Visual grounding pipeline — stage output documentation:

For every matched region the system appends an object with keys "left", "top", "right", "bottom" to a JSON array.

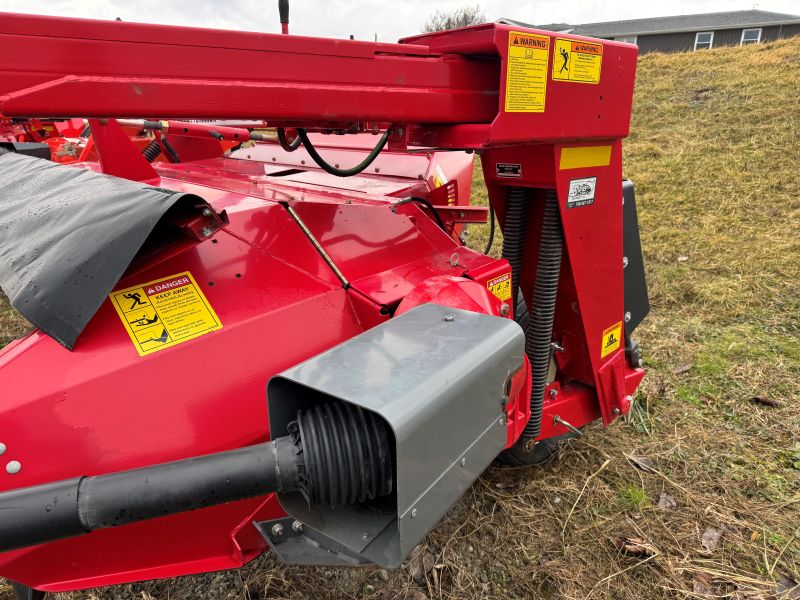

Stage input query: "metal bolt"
[
  {"left": 362, "top": 531, "right": 369, "bottom": 540},
  {"left": 498, "top": 415, "right": 506, "bottom": 427},
  {"left": 0, "top": 443, "right": 5, "bottom": 457},
  {"left": 443, "top": 314, "right": 455, "bottom": 322},
  {"left": 549, "top": 388, "right": 558, "bottom": 399},
  {"left": 411, "top": 508, "right": 418, "bottom": 518},
  {"left": 460, "top": 457, "right": 466, "bottom": 467},
  {"left": 450, "top": 252, "right": 460, "bottom": 267},
  {"left": 291, "top": 520, "right": 304, "bottom": 532},
  {"left": 499, "top": 303, "right": 510, "bottom": 317},
  {"left": 612, "top": 408, "right": 621, "bottom": 416},
  {"left": 6, "top": 461, "right": 21, "bottom": 475},
  {"left": 624, "top": 311, "right": 632, "bottom": 323},
  {"left": 623, "top": 256, "right": 629, "bottom": 268},
  {"left": 200, "top": 227, "right": 213, "bottom": 238},
  {"left": 637, "top": 358, "right": 644, "bottom": 368},
  {"left": 202, "top": 208, "right": 214, "bottom": 217},
  {"left": 271, "top": 523, "right": 284, "bottom": 537},
  {"left": 551, "top": 341, "right": 564, "bottom": 353},
  {"left": 500, "top": 395, "right": 509, "bottom": 407}
]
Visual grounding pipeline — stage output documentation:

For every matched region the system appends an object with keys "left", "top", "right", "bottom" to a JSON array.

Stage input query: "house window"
[
  {"left": 741, "top": 28, "right": 761, "bottom": 45},
  {"left": 694, "top": 31, "right": 714, "bottom": 50},
  {"left": 615, "top": 36, "right": 638, "bottom": 45}
]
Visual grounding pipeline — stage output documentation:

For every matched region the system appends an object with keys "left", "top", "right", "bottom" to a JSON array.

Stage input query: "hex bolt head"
[
  {"left": 291, "top": 520, "right": 304, "bottom": 533},
  {"left": 411, "top": 508, "right": 418, "bottom": 518},
  {"left": 0, "top": 443, "right": 5, "bottom": 456},
  {"left": 624, "top": 311, "right": 632, "bottom": 323},
  {"left": 6, "top": 461, "right": 21, "bottom": 475},
  {"left": 271, "top": 523, "right": 284, "bottom": 537}
]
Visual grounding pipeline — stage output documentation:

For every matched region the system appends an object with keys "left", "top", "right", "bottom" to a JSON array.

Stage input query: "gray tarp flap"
[{"left": 0, "top": 152, "right": 214, "bottom": 350}]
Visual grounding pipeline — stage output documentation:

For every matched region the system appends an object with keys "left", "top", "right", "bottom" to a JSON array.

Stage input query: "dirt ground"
[{"left": 1, "top": 38, "right": 798, "bottom": 600}]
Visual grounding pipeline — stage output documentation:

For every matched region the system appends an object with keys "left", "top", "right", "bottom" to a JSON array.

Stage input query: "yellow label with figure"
[
  {"left": 110, "top": 271, "right": 222, "bottom": 356},
  {"left": 552, "top": 38, "right": 603, "bottom": 84},
  {"left": 505, "top": 31, "right": 550, "bottom": 113},
  {"left": 600, "top": 321, "right": 623, "bottom": 358},
  {"left": 487, "top": 273, "right": 512, "bottom": 302}
]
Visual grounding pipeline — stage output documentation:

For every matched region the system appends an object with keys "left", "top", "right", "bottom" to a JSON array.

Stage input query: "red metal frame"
[{"left": 0, "top": 13, "right": 643, "bottom": 592}]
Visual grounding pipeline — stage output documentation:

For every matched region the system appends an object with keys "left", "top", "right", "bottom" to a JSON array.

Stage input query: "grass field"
[{"left": 1, "top": 37, "right": 799, "bottom": 599}]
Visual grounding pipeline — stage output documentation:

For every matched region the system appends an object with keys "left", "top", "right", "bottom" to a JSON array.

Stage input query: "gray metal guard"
[{"left": 267, "top": 303, "right": 525, "bottom": 567}]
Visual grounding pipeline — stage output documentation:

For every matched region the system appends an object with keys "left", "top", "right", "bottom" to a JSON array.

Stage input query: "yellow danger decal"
[
  {"left": 487, "top": 273, "right": 512, "bottom": 302},
  {"left": 110, "top": 272, "right": 222, "bottom": 356},
  {"left": 505, "top": 31, "right": 550, "bottom": 113},
  {"left": 600, "top": 321, "right": 623, "bottom": 358},
  {"left": 552, "top": 38, "right": 603, "bottom": 84}
]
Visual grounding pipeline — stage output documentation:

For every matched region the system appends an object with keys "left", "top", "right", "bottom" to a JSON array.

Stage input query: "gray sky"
[{"left": 0, "top": 0, "right": 797, "bottom": 41}]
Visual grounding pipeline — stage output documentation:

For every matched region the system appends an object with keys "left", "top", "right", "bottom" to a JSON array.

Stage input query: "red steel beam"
[{"left": 0, "top": 13, "right": 498, "bottom": 123}]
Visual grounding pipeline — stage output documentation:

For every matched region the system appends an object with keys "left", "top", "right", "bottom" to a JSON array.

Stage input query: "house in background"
[{"left": 499, "top": 10, "right": 800, "bottom": 54}]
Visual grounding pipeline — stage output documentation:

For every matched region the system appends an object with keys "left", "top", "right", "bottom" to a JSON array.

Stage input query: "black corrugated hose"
[
  {"left": 522, "top": 189, "right": 563, "bottom": 440},
  {"left": 141, "top": 139, "right": 161, "bottom": 163}
]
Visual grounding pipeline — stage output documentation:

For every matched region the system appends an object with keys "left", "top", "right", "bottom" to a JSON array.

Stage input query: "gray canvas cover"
[{"left": 0, "top": 152, "right": 214, "bottom": 349}]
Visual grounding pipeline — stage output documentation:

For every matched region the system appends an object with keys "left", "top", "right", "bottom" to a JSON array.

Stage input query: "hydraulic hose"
[
  {"left": 522, "top": 189, "right": 563, "bottom": 440},
  {"left": 0, "top": 403, "right": 392, "bottom": 553},
  {"left": 277, "top": 128, "right": 301, "bottom": 152},
  {"left": 483, "top": 203, "right": 496, "bottom": 256},
  {"left": 393, "top": 196, "right": 447, "bottom": 233},
  {"left": 500, "top": 187, "right": 529, "bottom": 313},
  {"left": 296, "top": 128, "right": 390, "bottom": 177}
]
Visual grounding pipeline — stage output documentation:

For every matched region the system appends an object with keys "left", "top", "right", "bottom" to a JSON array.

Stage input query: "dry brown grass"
[{"left": 1, "top": 37, "right": 799, "bottom": 600}]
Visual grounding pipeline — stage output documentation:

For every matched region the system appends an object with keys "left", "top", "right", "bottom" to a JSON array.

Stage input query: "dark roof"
[{"left": 498, "top": 10, "right": 800, "bottom": 38}]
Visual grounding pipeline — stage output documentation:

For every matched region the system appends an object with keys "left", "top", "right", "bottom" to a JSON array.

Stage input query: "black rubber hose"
[
  {"left": 141, "top": 139, "right": 161, "bottom": 163},
  {"left": 522, "top": 189, "right": 564, "bottom": 440},
  {"left": 0, "top": 403, "right": 393, "bottom": 553},
  {"left": 500, "top": 187, "right": 529, "bottom": 313},
  {"left": 277, "top": 128, "right": 301, "bottom": 152},
  {"left": 296, "top": 128, "right": 390, "bottom": 177},
  {"left": 483, "top": 203, "right": 496, "bottom": 256},
  {"left": 393, "top": 196, "right": 447, "bottom": 233}
]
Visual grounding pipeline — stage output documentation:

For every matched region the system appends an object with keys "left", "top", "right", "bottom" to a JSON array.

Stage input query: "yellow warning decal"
[
  {"left": 559, "top": 145, "right": 612, "bottom": 170},
  {"left": 505, "top": 31, "right": 550, "bottom": 113},
  {"left": 110, "top": 271, "right": 222, "bottom": 356},
  {"left": 552, "top": 38, "right": 603, "bottom": 84},
  {"left": 487, "top": 273, "right": 512, "bottom": 302},
  {"left": 600, "top": 321, "right": 623, "bottom": 358}
]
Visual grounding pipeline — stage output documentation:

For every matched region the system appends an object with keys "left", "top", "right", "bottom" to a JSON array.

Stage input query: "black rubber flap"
[{"left": 0, "top": 153, "right": 214, "bottom": 350}]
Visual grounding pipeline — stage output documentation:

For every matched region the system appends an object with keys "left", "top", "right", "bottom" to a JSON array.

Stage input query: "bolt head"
[
  {"left": 460, "top": 457, "right": 466, "bottom": 467},
  {"left": 443, "top": 314, "right": 455, "bottom": 322},
  {"left": 0, "top": 443, "right": 5, "bottom": 456},
  {"left": 411, "top": 508, "right": 418, "bottom": 518},
  {"left": 549, "top": 388, "right": 558, "bottom": 398},
  {"left": 623, "top": 256, "right": 629, "bottom": 268},
  {"left": 624, "top": 311, "right": 632, "bottom": 323},
  {"left": 271, "top": 523, "right": 284, "bottom": 537},
  {"left": 499, "top": 303, "right": 510, "bottom": 317},
  {"left": 612, "top": 408, "right": 621, "bottom": 416},
  {"left": 450, "top": 252, "right": 460, "bottom": 267},
  {"left": 6, "top": 461, "right": 21, "bottom": 475},
  {"left": 291, "top": 520, "right": 304, "bottom": 532}
]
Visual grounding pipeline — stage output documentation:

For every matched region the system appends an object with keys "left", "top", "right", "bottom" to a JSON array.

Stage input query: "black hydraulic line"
[
  {"left": 522, "top": 189, "right": 563, "bottom": 441},
  {"left": 295, "top": 128, "right": 390, "bottom": 177},
  {"left": 483, "top": 203, "right": 495, "bottom": 256},
  {"left": 141, "top": 139, "right": 161, "bottom": 163},
  {"left": 277, "top": 128, "right": 301, "bottom": 152},
  {"left": 0, "top": 403, "right": 393, "bottom": 553},
  {"left": 500, "top": 187, "right": 529, "bottom": 313},
  {"left": 160, "top": 137, "right": 181, "bottom": 163},
  {"left": 80, "top": 125, "right": 91, "bottom": 138},
  {"left": 393, "top": 196, "right": 447, "bottom": 233}
]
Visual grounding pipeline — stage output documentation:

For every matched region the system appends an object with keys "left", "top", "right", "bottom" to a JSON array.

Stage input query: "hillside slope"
[{"left": 1, "top": 36, "right": 799, "bottom": 600}]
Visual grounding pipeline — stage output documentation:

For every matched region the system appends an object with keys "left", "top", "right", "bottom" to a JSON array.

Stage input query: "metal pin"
[{"left": 553, "top": 416, "right": 583, "bottom": 437}]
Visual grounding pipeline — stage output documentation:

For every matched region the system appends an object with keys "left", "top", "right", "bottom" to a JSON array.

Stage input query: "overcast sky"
[{"left": 1, "top": 0, "right": 797, "bottom": 41}]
